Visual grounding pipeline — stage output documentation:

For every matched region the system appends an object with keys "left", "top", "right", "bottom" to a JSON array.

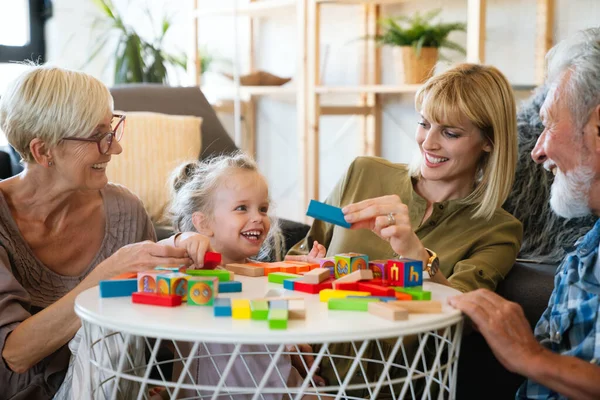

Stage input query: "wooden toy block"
[
  {"left": 137, "top": 270, "right": 162, "bottom": 293},
  {"left": 250, "top": 300, "right": 269, "bottom": 320},
  {"left": 368, "top": 260, "right": 388, "bottom": 281},
  {"left": 332, "top": 281, "right": 359, "bottom": 291},
  {"left": 288, "top": 299, "right": 306, "bottom": 320},
  {"left": 268, "top": 308, "right": 288, "bottom": 330},
  {"left": 99, "top": 279, "right": 138, "bottom": 298},
  {"left": 132, "top": 292, "right": 182, "bottom": 307},
  {"left": 328, "top": 297, "right": 380, "bottom": 311},
  {"left": 334, "top": 253, "right": 369, "bottom": 279},
  {"left": 394, "top": 286, "right": 431, "bottom": 300},
  {"left": 187, "top": 276, "right": 218, "bottom": 306},
  {"left": 268, "top": 272, "right": 301, "bottom": 284},
  {"left": 157, "top": 273, "right": 189, "bottom": 300},
  {"left": 283, "top": 278, "right": 299, "bottom": 290},
  {"left": 303, "top": 268, "right": 330, "bottom": 284},
  {"left": 319, "top": 258, "right": 336, "bottom": 276},
  {"left": 388, "top": 300, "right": 442, "bottom": 313},
  {"left": 203, "top": 251, "right": 222, "bottom": 269},
  {"left": 111, "top": 271, "right": 138, "bottom": 280},
  {"left": 186, "top": 269, "right": 232, "bottom": 282},
  {"left": 282, "top": 261, "right": 319, "bottom": 273},
  {"left": 306, "top": 199, "right": 351, "bottom": 228},
  {"left": 269, "top": 299, "right": 288, "bottom": 309},
  {"left": 348, "top": 295, "right": 398, "bottom": 302},
  {"left": 232, "top": 299, "right": 251, "bottom": 319},
  {"left": 155, "top": 264, "right": 186, "bottom": 273},
  {"left": 214, "top": 298, "right": 232, "bottom": 317},
  {"left": 332, "top": 269, "right": 374, "bottom": 289},
  {"left": 394, "top": 291, "right": 413, "bottom": 301},
  {"left": 386, "top": 259, "right": 423, "bottom": 287},
  {"left": 357, "top": 282, "right": 396, "bottom": 297},
  {"left": 294, "top": 278, "right": 334, "bottom": 294},
  {"left": 368, "top": 302, "right": 409, "bottom": 321},
  {"left": 319, "top": 289, "right": 371, "bottom": 302},
  {"left": 263, "top": 265, "right": 282, "bottom": 276},
  {"left": 225, "top": 263, "right": 264, "bottom": 277},
  {"left": 218, "top": 281, "right": 242, "bottom": 293},
  {"left": 269, "top": 262, "right": 300, "bottom": 274}
]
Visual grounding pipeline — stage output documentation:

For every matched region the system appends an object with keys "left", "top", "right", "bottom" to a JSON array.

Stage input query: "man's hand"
[
  {"left": 286, "top": 344, "right": 326, "bottom": 387},
  {"left": 448, "top": 289, "right": 546, "bottom": 376}
]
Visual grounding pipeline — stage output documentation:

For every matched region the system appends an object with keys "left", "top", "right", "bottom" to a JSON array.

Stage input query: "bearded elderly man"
[{"left": 449, "top": 28, "right": 600, "bottom": 400}]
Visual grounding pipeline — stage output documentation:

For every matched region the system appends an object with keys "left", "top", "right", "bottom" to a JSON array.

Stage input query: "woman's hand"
[
  {"left": 342, "top": 195, "right": 427, "bottom": 261},
  {"left": 96, "top": 241, "right": 192, "bottom": 280},
  {"left": 175, "top": 232, "right": 213, "bottom": 268},
  {"left": 285, "top": 240, "right": 326, "bottom": 264}
]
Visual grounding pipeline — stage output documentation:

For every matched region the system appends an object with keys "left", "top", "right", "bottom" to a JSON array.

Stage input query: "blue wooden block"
[
  {"left": 269, "top": 299, "right": 289, "bottom": 309},
  {"left": 306, "top": 200, "right": 351, "bottom": 228},
  {"left": 283, "top": 278, "right": 299, "bottom": 290},
  {"left": 219, "top": 281, "right": 242, "bottom": 293},
  {"left": 99, "top": 279, "right": 137, "bottom": 298},
  {"left": 347, "top": 295, "right": 397, "bottom": 302},
  {"left": 214, "top": 298, "right": 232, "bottom": 317}
]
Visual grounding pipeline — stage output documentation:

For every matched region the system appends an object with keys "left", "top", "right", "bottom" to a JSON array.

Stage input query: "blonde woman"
[{"left": 288, "top": 63, "right": 523, "bottom": 395}]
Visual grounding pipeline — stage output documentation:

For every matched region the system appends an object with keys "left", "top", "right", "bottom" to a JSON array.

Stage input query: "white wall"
[{"left": 2, "top": 0, "right": 600, "bottom": 221}]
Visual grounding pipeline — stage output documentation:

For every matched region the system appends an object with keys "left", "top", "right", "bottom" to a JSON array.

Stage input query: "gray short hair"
[
  {"left": 546, "top": 27, "right": 600, "bottom": 129},
  {"left": 0, "top": 65, "right": 113, "bottom": 163}
]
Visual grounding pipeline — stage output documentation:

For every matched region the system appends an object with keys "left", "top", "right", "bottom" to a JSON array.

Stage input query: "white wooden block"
[
  {"left": 303, "top": 268, "right": 330, "bottom": 284},
  {"left": 388, "top": 300, "right": 442, "bottom": 314},
  {"left": 368, "top": 302, "right": 409, "bottom": 321}
]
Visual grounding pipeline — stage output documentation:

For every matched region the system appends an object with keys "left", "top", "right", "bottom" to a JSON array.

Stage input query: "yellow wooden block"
[
  {"left": 232, "top": 299, "right": 251, "bottom": 319},
  {"left": 319, "top": 289, "right": 371, "bottom": 303}
]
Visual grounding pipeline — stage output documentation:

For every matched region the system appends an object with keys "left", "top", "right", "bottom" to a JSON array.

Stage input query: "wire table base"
[{"left": 82, "top": 318, "right": 463, "bottom": 400}]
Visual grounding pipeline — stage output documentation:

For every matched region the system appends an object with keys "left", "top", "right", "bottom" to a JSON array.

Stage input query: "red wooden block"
[
  {"left": 132, "top": 292, "right": 182, "bottom": 307},
  {"left": 204, "top": 252, "right": 222, "bottom": 269},
  {"left": 394, "top": 292, "right": 413, "bottom": 301},
  {"left": 358, "top": 282, "right": 396, "bottom": 297},
  {"left": 332, "top": 281, "right": 359, "bottom": 291},
  {"left": 293, "top": 278, "right": 334, "bottom": 294}
]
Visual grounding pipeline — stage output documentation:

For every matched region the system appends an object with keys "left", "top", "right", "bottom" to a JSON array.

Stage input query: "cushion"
[{"left": 106, "top": 112, "right": 202, "bottom": 221}]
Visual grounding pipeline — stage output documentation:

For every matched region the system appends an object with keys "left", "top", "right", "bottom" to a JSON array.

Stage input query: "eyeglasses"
[{"left": 62, "top": 114, "right": 126, "bottom": 154}]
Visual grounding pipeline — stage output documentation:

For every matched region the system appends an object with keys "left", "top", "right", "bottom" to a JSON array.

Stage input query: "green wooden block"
[
  {"left": 393, "top": 286, "right": 431, "bottom": 300},
  {"left": 251, "top": 300, "right": 269, "bottom": 320},
  {"left": 327, "top": 297, "right": 380, "bottom": 311},
  {"left": 268, "top": 272, "right": 301, "bottom": 284},
  {"left": 268, "top": 309, "right": 288, "bottom": 330},
  {"left": 185, "top": 269, "right": 231, "bottom": 282}
]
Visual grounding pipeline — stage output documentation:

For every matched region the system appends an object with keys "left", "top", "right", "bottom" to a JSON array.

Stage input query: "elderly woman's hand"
[
  {"left": 99, "top": 241, "right": 192, "bottom": 279},
  {"left": 174, "top": 232, "right": 214, "bottom": 268},
  {"left": 342, "top": 195, "right": 427, "bottom": 261}
]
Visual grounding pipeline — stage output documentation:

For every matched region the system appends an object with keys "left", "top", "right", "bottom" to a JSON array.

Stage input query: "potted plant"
[
  {"left": 88, "top": 0, "right": 185, "bottom": 84},
  {"left": 374, "top": 9, "right": 466, "bottom": 84}
]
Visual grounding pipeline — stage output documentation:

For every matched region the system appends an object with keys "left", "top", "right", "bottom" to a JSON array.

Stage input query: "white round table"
[{"left": 75, "top": 276, "right": 463, "bottom": 400}]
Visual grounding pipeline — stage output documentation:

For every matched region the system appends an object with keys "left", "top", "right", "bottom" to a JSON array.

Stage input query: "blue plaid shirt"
[{"left": 517, "top": 220, "right": 600, "bottom": 399}]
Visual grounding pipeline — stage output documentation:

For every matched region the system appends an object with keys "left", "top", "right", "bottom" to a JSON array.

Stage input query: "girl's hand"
[
  {"left": 97, "top": 241, "right": 192, "bottom": 280},
  {"left": 175, "top": 232, "right": 214, "bottom": 268},
  {"left": 285, "top": 240, "right": 326, "bottom": 264},
  {"left": 342, "top": 195, "right": 427, "bottom": 261}
]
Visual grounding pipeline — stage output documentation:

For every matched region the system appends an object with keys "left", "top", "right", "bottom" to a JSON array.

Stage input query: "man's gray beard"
[{"left": 550, "top": 166, "right": 595, "bottom": 219}]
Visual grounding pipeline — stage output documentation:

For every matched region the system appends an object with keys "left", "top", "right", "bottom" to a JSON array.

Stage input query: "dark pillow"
[{"left": 503, "top": 86, "right": 597, "bottom": 263}]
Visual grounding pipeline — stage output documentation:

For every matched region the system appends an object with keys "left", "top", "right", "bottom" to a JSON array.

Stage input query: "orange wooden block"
[
  {"left": 111, "top": 271, "right": 138, "bottom": 280},
  {"left": 394, "top": 292, "right": 413, "bottom": 301},
  {"left": 263, "top": 265, "right": 282, "bottom": 276}
]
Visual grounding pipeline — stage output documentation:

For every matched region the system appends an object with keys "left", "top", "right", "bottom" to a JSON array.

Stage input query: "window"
[{"left": 0, "top": 0, "right": 49, "bottom": 63}]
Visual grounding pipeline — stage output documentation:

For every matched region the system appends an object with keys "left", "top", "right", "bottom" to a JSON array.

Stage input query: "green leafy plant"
[
  {"left": 88, "top": 0, "right": 184, "bottom": 84},
  {"left": 374, "top": 9, "right": 466, "bottom": 57}
]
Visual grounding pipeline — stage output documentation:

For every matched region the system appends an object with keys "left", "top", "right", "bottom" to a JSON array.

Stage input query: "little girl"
[{"left": 166, "top": 152, "right": 320, "bottom": 399}]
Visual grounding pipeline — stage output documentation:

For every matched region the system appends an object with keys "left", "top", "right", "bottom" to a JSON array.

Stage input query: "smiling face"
[
  {"left": 415, "top": 100, "right": 492, "bottom": 195},
  {"left": 52, "top": 113, "right": 123, "bottom": 191},
  {"left": 202, "top": 169, "right": 271, "bottom": 264}
]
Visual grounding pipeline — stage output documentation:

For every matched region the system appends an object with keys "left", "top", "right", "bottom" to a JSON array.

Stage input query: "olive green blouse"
[{"left": 289, "top": 157, "right": 523, "bottom": 293}]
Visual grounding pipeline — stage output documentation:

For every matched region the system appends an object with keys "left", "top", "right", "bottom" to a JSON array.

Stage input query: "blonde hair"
[
  {"left": 0, "top": 65, "right": 113, "bottom": 163},
  {"left": 409, "top": 63, "right": 517, "bottom": 220},
  {"left": 167, "top": 152, "right": 284, "bottom": 261}
]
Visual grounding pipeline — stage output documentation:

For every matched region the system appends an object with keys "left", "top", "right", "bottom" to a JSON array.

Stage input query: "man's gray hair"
[{"left": 546, "top": 27, "right": 600, "bottom": 129}]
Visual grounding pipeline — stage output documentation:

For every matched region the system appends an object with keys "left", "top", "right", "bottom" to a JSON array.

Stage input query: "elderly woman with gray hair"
[{"left": 0, "top": 66, "right": 205, "bottom": 399}]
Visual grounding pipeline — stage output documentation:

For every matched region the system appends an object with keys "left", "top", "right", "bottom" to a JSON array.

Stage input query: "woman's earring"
[{"left": 48, "top": 161, "right": 53, "bottom": 167}]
